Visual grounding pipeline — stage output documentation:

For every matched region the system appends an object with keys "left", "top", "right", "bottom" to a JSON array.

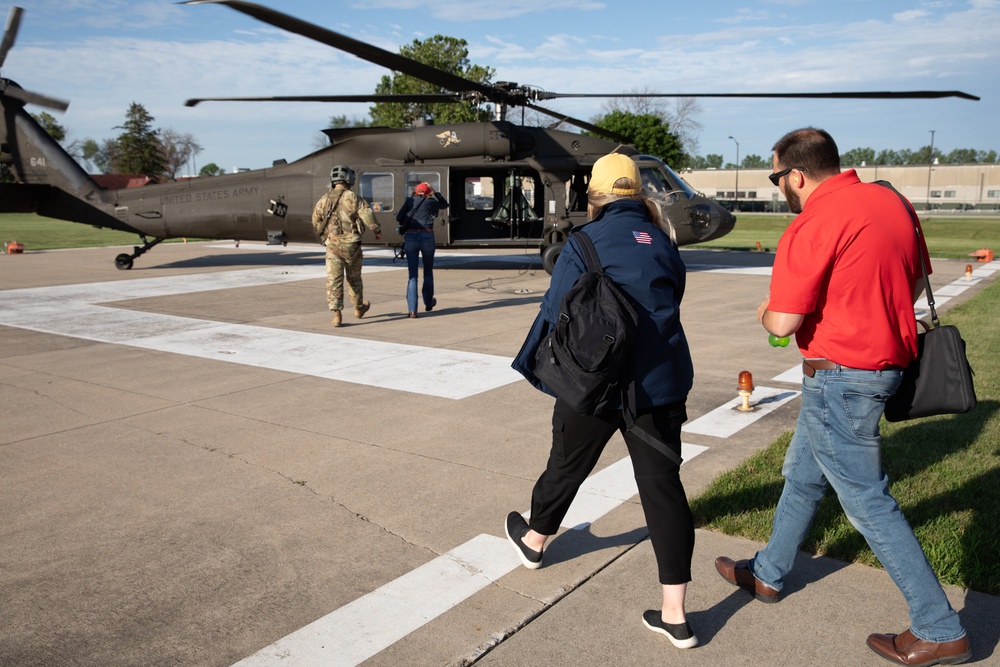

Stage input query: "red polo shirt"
[{"left": 768, "top": 170, "right": 931, "bottom": 369}]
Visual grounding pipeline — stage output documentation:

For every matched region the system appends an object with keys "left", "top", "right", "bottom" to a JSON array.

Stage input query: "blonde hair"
[{"left": 587, "top": 177, "right": 677, "bottom": 243}]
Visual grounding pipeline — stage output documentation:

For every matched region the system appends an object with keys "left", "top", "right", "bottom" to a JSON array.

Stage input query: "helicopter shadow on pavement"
[
  {"left": 680, "top": 248, "right": 777, "bottom": 272},
  {"left": 149, "top": 250, "right": 326, "bottom": 270}
]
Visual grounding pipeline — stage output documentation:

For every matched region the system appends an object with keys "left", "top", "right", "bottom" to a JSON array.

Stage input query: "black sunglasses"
[{"left": 768, "top": 166, "right": 804, "bottom": 186}]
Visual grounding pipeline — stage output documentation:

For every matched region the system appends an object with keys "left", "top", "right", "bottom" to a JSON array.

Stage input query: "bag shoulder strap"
[
  {"left": 573, "top": 229, "right": 682, "bottom": 466},
  {"left": 875, "top": 180, "right": 939, "bottom": 327},
  {"left": 318, "top": 187, "right": 346, "bottom": 238},
  {"left": 403, "top": 197, "right": 426, "bottom": 230},
  {"left": 572, "top": 229, "right": 602, "bottom": 273}
]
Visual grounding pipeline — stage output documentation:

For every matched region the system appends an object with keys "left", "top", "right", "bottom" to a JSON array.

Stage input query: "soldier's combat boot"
[
  {"left": 355, "top": 301, "right": 371, "bottom": 319},
  {"left": 332, "top": 310, "right": 342, "bottom": 327}
]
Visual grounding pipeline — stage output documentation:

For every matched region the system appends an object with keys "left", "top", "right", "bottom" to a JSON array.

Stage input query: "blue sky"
[{"left": 5, "top": 0, "right": 997, "bottom": 172}]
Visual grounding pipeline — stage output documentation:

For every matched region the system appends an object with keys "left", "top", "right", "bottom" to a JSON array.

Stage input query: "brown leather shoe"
[
  {"left": 715, "top": 556, "right": 780, "bottom": 603},
  {"left": 867, "top": 629, "right": 971, "bottom": 666},
  {"left": 331, "top": 311, "right": 342, "bottom": 327},
  {"left": 355, "top": 301, "right": 371, "bottom": 319}
]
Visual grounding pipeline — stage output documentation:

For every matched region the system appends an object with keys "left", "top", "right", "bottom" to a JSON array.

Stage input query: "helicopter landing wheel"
[
  {"left": 541, "top": 241, "right": 564, "bottom": 275},
  {"left": 113, "top": 236, "right": 164, "bottom": 270}
]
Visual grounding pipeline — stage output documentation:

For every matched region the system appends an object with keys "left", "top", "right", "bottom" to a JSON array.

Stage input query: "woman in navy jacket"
[
  {"left": 396, "top": 182, "right": 449, "bottom": 318},
  {"left": 508, "top": 153, "right": 697, "bottom": 649}
]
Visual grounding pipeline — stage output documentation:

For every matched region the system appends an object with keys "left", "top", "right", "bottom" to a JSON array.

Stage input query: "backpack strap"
[
  {"left": 572, "top": 229, "right": 602, "bottom": 273},
  {"left": 574, "top": 229, "right": 683, "bottom": 466}
]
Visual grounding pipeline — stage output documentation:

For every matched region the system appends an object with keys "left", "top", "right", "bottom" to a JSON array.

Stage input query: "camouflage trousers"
[{"left": 325, "top": 239, "right": 364, "bottom": 311}]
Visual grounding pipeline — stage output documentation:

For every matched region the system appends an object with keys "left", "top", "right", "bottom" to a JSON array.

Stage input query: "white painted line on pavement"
[
  {"left": 934, "top": 283, "right": 972, "bottom": 297},
  {"left": 773, "top": 365, "right": 803, "bottom": 384},
  {"left": 0, "top": 264, "right": 522, "bottom": 399},
  {"left": 232, "top": 445, "right": 709, "bottom": 666},
  {"left": 232, "top": 534, "right": 520, "bottom": 667},
  {"left": 684, "top": 264, "right": 774, "bottom": 276},
  {"left": 682, "top": 387, "right": 800, "bottom": 438}
]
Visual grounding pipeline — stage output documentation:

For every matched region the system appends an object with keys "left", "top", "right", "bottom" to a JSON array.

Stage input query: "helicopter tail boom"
[{"left": 1, "top": 77, "right": 139, "bottom": 231}]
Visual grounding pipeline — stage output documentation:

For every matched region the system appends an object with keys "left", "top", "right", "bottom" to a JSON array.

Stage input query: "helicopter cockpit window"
[
  {"left": 464, "top": 177, "right": 494, "bottom": 210},
  {"left": 404, "top": 171, "right": 441, "bottom": 197},
  {"left": 638, "top": 160, "right": 697, "bottom": 206},
  {"left": 359, "top": 172, "right": 394, "bottom": 213}
]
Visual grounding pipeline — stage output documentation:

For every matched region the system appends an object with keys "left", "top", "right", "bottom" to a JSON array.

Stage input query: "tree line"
[{"left": 688, "top": 146, "right": 999, "bottom": 171}]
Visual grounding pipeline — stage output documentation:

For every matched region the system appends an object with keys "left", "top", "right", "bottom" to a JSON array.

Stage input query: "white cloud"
[
  {"left": 894, "top": 9, "right": 931, "bottom": 21},
  {"left": 362, "top": 0, "right": 605, "bottom": 21}
]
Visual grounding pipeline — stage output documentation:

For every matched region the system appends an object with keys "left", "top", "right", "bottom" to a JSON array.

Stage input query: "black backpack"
[
  {"left": 533, "top": 231, "right": 639, "bottom": 416},
  {"left": 529, "top": 230, "right": 684, "bottom": 466}
]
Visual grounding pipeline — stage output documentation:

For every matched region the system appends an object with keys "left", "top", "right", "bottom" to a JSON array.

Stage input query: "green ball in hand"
[{"left": 768, "top": 334, "right": 791, "bottom": 347}]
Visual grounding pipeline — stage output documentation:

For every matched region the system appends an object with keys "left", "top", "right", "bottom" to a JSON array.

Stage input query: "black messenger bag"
[{"left": 877, "top": 181, "right": 977, "bottom": 422}]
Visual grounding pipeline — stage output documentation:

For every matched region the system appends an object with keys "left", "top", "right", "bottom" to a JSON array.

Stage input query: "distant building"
[{"left": 681, "top": 163, "right": 1000, "bottom": 213}]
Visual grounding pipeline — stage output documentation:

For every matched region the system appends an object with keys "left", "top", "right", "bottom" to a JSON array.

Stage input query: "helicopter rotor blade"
[
  {"left": 185, "top": 93, "right": 465, "bottom": 107},
  {"left": 181, "top": 1, "right": 977, "bottom": 137},
  {"left": 536, "top": 90, "right": 981, "bottom": 102},
  {"left": 183, "top": 1, "right": 500, "bottom": 100},
  {"left": 0, "top": 79, "right": 69, "bottom": 111},
  {"left": 0, "top": 6, "right": 24, "bottom": 69},
  {"left": 527, "top": 102, "right": 631, "bottom": 144}
]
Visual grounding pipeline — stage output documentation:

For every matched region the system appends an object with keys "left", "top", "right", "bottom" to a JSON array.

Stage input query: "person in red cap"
[{"left": 396, "top": 182, "right": 449, "bottom": 318}]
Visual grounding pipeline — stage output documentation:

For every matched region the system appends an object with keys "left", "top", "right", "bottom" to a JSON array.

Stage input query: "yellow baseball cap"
[{"left": 589, "top": 153, "right": 641, "bottom": 195}]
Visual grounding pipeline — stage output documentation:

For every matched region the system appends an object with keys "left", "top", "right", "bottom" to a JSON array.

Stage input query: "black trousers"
[{"left": 529, "top": 398, "right": 694, "bottom": 585}]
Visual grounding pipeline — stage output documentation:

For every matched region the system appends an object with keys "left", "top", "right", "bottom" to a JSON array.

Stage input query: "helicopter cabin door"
[{"left": 448, "top": 168, "right": 544, "bottom": 243}]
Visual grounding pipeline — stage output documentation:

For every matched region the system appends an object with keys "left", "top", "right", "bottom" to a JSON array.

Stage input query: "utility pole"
[
  {"left": 728, "top": 135, "right": 740, "bottom": 211},
  {"left": 926, "top": 130, "right": 935, "bottom": 211}
]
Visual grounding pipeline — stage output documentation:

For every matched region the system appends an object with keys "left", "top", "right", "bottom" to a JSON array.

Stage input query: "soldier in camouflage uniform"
[{"left": 312, "top": 165, "right": 382, "bottom": 327}]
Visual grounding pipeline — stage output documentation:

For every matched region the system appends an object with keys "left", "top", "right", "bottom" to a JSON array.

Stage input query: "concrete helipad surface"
[{"left": 1, "top": 240, "right": 997, "bottom": 666}]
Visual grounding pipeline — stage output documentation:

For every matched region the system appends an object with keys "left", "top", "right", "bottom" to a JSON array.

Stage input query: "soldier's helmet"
[{"left": 330, "top": 165, "right": 355, "bottom": 186}]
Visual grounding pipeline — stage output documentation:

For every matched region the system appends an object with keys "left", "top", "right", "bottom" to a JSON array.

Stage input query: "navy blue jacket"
[
  {"left": 396, "top": 193, "right": 449, "bottom": 231},
  {"left": 512, "top": 199, "right": 693, "bottom": 410}
]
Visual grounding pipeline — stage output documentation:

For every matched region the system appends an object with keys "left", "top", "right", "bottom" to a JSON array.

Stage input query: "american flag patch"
[{"left": 632, "top": 231, "right": 652, "bottom": 245}]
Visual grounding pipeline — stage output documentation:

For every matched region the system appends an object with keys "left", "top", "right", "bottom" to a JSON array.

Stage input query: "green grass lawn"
[
  {"left": 0, "top": 213, "right": 190, "bottom": 250},
  {"left": 691, "top": 213, "right": 1000, "bottom": 259},
  {"left": 691, "top": 278, "right": 1000, "bottom": 595}
]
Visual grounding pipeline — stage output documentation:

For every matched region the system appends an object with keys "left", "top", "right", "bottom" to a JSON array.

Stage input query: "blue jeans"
[
  {"left": 404, "top": 232, "right": 435, "bottom": 313},
  {"left": 751, "top": 366, "right": 965, "bottom": 642}
]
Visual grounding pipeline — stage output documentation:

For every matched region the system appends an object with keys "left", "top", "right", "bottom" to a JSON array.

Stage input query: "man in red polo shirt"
[{"left": 715, "top": 128, "right": 970, "bottom": 666}]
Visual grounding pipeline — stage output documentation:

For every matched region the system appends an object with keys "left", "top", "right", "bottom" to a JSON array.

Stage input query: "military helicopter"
[{"left": 0, "top": 3, "right": 979, "bottom": 273}]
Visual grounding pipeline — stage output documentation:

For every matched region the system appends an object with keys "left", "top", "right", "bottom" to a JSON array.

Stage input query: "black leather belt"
[{"left": 802, "top": 358, "right": 838, "bottom": 377}]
